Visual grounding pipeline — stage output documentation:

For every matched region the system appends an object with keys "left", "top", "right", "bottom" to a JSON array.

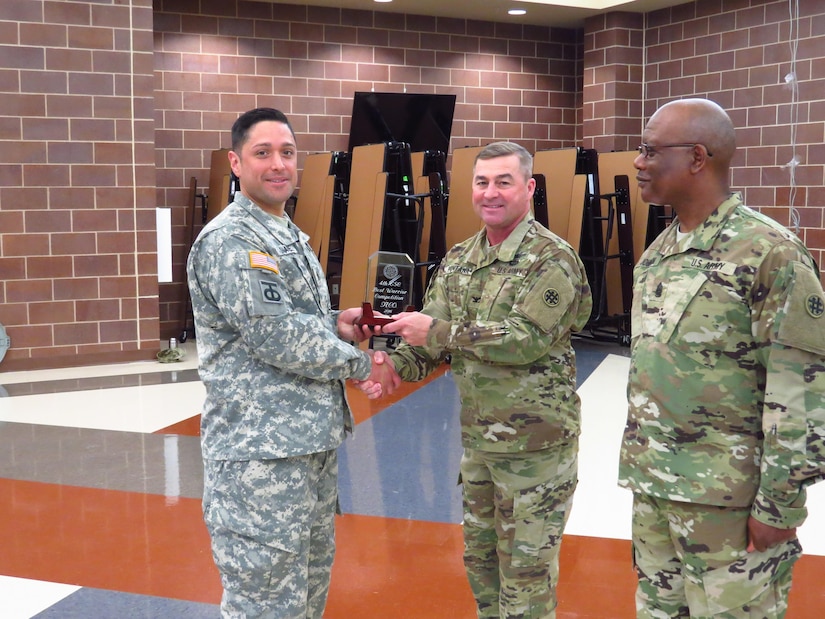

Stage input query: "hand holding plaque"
[{"left": 356, "top": 251, "right": 415, "bottom": 327}]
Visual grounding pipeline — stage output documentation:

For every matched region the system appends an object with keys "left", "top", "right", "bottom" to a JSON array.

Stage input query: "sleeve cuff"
[
  {"left": 426, "top": 317, "right": 448, "bottom": 348},
  {"left": 350, "top": 351, "right": 372, "bottom": 381},
  {"left": 751, "top": 493, "right": 808, "bottom": 529}
]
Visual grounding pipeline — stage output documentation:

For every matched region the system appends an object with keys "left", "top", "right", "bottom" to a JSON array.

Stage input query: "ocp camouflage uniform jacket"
[
  {"left": 390, "top": 215, "right": 592, "bottom": 454},
  {"left": 187, "top": 194, "right": 371, "bottom": 462},
  {"left": 619, "top": 193, "right": 825, "bottom": 529}
]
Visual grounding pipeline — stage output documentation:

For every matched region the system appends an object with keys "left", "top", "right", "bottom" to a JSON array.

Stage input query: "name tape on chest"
[
  {"left": 442, "top": 264, "right": 474, "bottom": 275},
  {"left": 443, "top": 264, "right": 529, "bottom": 277},
  {"left": 686, "top": 257, "right": 736, "bottom": 275},
  {"left": 490, "top": 266, "right": 528, "bottom": 277}
]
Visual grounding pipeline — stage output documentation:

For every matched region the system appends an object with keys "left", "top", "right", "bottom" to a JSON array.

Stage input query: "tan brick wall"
[
  {"left": 151, "top": 1, "right": 584, "bottom": 341},
  {"left": 1, "top": 0, "right": 824, "bottom": 369},
  {"left": 640, "top": 1, "right": 825, "bottom": 265},
  {"left": 583, "top": 11, "right": 646, "bottom": 153},
  {"left": 0, "top": 0, "right": 158, "bottom": 370}
]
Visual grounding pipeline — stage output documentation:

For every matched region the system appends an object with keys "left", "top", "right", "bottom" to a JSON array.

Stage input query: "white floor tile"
[
  {"left": 569, "top": 353, "right": 825, "bottom": 557},
  {"left": 799, "top": 482, "right": 825, "bottom": 555},
  {"left": 568, "top": 354, "right": 633, "bottom": 540},
  {"left": 0, "top": 342, "right": 198, "bottom": 386},
  {"left": 0, "top": 576, "right": 79, "bottom": 619},
  {"left": 0, "top": 380, "right": 205, "bottom": 433}
]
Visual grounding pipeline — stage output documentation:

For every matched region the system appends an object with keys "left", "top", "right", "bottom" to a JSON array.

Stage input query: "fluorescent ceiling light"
[
  {"left": 514, "top": 0, "right": 635, "bottom": 9},
  {"left": 509, "top": 9, "right": 527, "bottom": 15}
]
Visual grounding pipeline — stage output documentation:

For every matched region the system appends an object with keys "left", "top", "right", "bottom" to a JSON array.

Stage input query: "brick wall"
[
  {"left": 152, "top": 0, "right": 584, "bottom": 340},
  {"left": 641, "top": 0, "right": 825, "bottom": 265},
  {"left": 0, "top": 0, "right": 158, "bottom": 370},
  {"left": 583, "top": 11, "right": 646, "bottom": 153},
  {"left": 1, "top": 0, "right": 824, "bottom": 370}
]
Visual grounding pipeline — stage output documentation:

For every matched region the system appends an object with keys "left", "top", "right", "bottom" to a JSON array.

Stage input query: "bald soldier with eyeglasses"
[{"left": 619, "top": 98, "right": 825, "bottom": 618}]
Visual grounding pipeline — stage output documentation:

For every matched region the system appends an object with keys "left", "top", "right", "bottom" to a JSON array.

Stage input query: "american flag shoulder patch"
[{"left": 249, "top": 251, "right": 279, "bottom": 274}]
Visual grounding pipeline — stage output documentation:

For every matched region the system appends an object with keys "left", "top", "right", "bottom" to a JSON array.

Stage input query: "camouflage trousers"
[
  {"left": 460, "top": 441, "right": 578, "bottom": 619},
  {"left": 631, "top": 493, "right": 801, "bottom": 619},
  {"left": 203, "top": 451, "right": 339, "bottom": 619}
]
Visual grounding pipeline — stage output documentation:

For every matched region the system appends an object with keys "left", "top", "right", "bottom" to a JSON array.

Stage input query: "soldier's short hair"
[
  {"left": 231, "top": 108, "right": 295, "bottom": 152},
  {"left": 475, "top": 141, "right": 533, "bottom": 182}
]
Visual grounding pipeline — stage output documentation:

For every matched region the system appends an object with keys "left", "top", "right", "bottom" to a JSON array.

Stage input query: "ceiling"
[{"left": 271, "top": 0, "right": 691, "bottom": 29}]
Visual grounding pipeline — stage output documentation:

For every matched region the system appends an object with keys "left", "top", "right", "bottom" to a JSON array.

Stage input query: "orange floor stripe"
[
  {"left": 784, "top": 553, "right": 825, "bottom": 619},
  {"left": 327, "top": 513, "right": 475, "bottom": 618},
  {"left": 0, "top": 478, "right": 222, "bottom": 604},
  {"left": 4, "top": 476, "right": 822, "bottom": 617},
  {"left": 557, "top": 536, "right": 636, "bottom": 618},
  {"left": 7, "top": 351, "right": 825, "bottom": 616},
  {"left": 156, "top": 415, "right": 201, "bottom": 435}
]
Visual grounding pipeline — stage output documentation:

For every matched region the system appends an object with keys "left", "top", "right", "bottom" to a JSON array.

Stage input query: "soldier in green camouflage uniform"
[
  {"left": 619, "top": 99, "right": 825, "bottom": 618},
  {"left": 187, "top": 108, "right": 386, "bottom": 618},
  {"left": 376, "top": 142, "right": 593, "bottom": 618}
]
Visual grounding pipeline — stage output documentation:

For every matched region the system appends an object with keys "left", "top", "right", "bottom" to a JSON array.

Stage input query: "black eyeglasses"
[{"left": 637, "top": 143, "right": 713, "bottom": 158}]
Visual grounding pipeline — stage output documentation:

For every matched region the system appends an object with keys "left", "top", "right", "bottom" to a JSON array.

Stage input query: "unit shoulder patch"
[
  {"left": 805, "top": 293, "right": 825, "bottom": 319},
  {"left": 777, "top": 260, "right": 825, "bottom": 355},
  {"left": 543, "top": 288, "right": 560, "bottom": 307},
  {"left": 259, "top": 280, "right": 283, "bottom": 303}
]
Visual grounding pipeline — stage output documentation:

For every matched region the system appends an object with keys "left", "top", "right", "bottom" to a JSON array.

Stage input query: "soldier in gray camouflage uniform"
[
  {"left": 372, "top": 142, "right": 593, "bottom": 618},
  {"left": 619, "top": 98, "right": 825, "bottom": 618},
  {"left": 187, "top": 108, "right": 391, "bottom": 618}
]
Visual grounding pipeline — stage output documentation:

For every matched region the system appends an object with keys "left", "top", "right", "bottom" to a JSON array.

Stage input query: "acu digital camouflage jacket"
[{"left": 187, "top": 194, "right": 371, "bottom": 462}]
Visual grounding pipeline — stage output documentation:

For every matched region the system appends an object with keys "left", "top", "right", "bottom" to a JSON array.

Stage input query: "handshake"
[
  {"left": 357, "top": 350, "right": 400, "bottom": 400},
  {"left": 338, "top": 305, "right": 435, "bottom": 400}
]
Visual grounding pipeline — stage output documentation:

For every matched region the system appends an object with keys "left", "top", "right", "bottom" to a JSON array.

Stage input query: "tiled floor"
[{"left": 0, "top": 338, "right": 823, "bottom": 618}]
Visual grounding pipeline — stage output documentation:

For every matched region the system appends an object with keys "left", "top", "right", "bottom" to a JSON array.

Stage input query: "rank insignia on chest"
[
  {"left": 805, "top": 293, "right": 825, "bottom": 318},
  {"left": 249, "top": 251, "right": 279, "bottom": 274},
  {"left": 543, "top": 288, "right": 560, "bottom": 307}
]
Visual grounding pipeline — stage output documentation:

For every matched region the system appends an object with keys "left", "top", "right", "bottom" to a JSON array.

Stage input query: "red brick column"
[{"left": 582, "top": 12, "right": 645, "bottom": 152}]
